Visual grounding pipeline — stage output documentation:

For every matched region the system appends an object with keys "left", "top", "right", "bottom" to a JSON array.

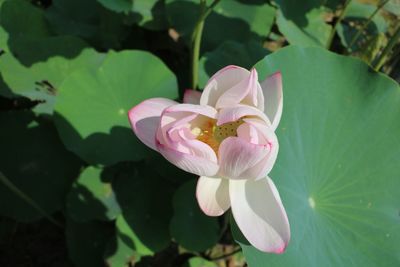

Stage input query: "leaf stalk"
[{"left": 190, "top": 0, "right": 221, "bottom": 90}]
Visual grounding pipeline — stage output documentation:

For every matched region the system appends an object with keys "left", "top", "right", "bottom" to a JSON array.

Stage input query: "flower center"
[{"left": 194, "top": 119, "right": 244, "bottom": 155}]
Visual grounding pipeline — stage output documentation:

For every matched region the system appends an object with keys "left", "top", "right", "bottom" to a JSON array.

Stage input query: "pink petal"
[
  {"left": 260, "top": 72, "right": 283, "bottom": 130},
  {"left": 218, "top": 137, "right": 270, "bottom": 179},
  {"left": 183, "top": 89, "right": 202, "bottom": 104},
  {"left": 229, "top": 177, "right": 290, "bottom": 253},
  {"left": 128, "top": 98, "right": 177, "bottom": 150},
  {"left": 200, "top": 65, "right": 250, "bottom": 107},
  {"left": 196, "top": 176, "right": 230, "bottom": 216},
  {"left": 216, "top": 68, "right": 261, "bottom": 110},
  {"left": 217, "top": 105, "right": 271, "bottom": 126},
  {"left": 156, "top": 142, "right": 219, "bottom": 177}
]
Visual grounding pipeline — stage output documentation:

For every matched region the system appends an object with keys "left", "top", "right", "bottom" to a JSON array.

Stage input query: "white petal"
[
  {"left": 157, "top": 142, "right": 219, "bottom": 177},
  {"left": 200, "top": 65, "right": 250, "bottom": 107},
  {"left": 229, "top": 177, "right": 290, "bottom": 253},
  {"left": 218, "top": 137, "right": 270, "bottom": 179},
  {"left": 196, "top": 176, "right": 230, "bottom": 216},
  {"left": 215, "top": 68, "right": 260, "bottom": 110},
  {"left": 260, "top": 72, "right": 283, "bottom": 130}
]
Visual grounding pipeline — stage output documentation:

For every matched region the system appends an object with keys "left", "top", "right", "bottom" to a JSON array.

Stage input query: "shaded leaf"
[
  {"left": 66, "top": 166, "right": 121, "bottom": 222},
  {"left": 112, "top": 162, "right": 175, "bottom": 252},
  {"left": 198, "top": 40, "right": 269, "bottom": 88},
  {"left": 170, "top": 180, "right": 220, "bottom": 252},
  {"left": 0, "top": 111, "right": 82, "bottom": 221}
]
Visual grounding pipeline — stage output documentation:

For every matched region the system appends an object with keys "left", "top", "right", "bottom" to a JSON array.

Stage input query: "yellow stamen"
[{"left": 195, "top": 119, "right": 244, "bottom": 155}]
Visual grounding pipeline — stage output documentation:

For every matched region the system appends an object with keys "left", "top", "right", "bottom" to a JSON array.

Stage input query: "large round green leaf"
[
  {"left": 0, "top": 49, "right": 105, "bottom": 114},
  {"left": 54, "top": 50, "right": 178, "bottom": 165},
  {"left": 234, "top": 46, "right": 400, "bottom": 266},
  {"left": 0, "top": 111, "right": 82, "bottom": 221},
  {"left": 170, "top": 180, "right": 220, "bottom": 252}
]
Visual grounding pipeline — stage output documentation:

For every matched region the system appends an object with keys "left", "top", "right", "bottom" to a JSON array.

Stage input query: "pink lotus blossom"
[{"left": 128, "top": 65, "right": 290, "bottom": 253}]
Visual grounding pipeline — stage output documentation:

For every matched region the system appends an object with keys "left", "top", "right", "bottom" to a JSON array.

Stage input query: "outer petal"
[
  {"left": 230, "top": 177, "right": 290, "bottom": 253},
  {"left": 218, "top": 137, "right": 270, "bottom": 179},
  {"left": 196, "top": 176, "right": 230, "bottom": 216},
  {"left": 128, "top": 98, "right": 177, "bottom": 150},
  {"left": 200, "top": 65, "right": 250, "bottom": 107},
  {"left": 260, "top": 72, "right": 283, "bottom": 130},
  {"left": 183, "top": 89, "right": 202, "bottom": 104},
  {"left": 157, "top": 142, "right": 219, "bottom": 177}
]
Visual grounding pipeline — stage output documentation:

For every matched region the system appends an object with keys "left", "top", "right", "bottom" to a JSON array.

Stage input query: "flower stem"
[
  {"left": 373, "top": 24, "right": 400, "bottom": 71},
  {"left": 348, "top": 0, "right": 389, "bottom": 51},
  {"left": 190, "top": 0, "right": 221, "bottom": 90},
  {"left": 0, "top": 171, "right": 63, "bottom": 228},
  {"left": 326, "top": 0, "right": 353, "bottom": 49}
]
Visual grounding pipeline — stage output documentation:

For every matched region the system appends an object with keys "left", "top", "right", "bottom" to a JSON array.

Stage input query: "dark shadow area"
[
  {"left": 339, "top": 17, "right": 381, "bottom": 51},
  {"left": 0, "top": 216, "right": 74, "bottom": 267},
  {"left": 275, "top": 0, "right": 323, "bottom": 27},
  {"left": 112, "top": 161, "right": 176, "bottom": 252},
  {"left": 202, "top": 41, "right": 269, "bottom": 79},
  {"left": 0, "top": 0, "right": 133, "bottom": 67},
  {"left": 166, "top": 0, "right": 262, "bottom": 53},
  {"left": 53, "top": 112, "right": 150, "bottom": 166},
  {"left": 0, "top": 110, "right": 83, "bottom": 221}
]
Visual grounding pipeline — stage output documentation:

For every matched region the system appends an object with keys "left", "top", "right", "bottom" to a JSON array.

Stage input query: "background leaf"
[
  {"left": 0, "top": 111, "right": 82, "bottom": 221},
  {"left": 275, "top": 0, "right": 331, "bottom": 47},
  {"left": 66, "top": 166, "right": 121, "bottom": 222},
  {"left": 112, "top": 162, "right": 175, "bottom": 252},
  {"left": 170, "top": 180, "right": 220, "bottom": 252},
  {"left": 54, "top": 50, "right": 178, "bottom": 165}
]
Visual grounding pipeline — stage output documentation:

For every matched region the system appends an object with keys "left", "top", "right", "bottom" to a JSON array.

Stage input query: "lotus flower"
[{"left": 128, "top": 65, "right": 290, "bottom": 253}]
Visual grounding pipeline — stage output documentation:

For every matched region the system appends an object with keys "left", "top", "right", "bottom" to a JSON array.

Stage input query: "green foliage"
[
  {"left": 54, "top": 50, "right": 178, "bottom": 165},
  {"left": 275, "top": 0, "right": 331, "bottom": 47},
  {"left": 337, "top": 2, "right": 388, "bottom": 52},
  {"left": 0, "top": 111, "right": 82, "bottom": 221},
  {"left": 166, "top": 0, "right": 275, "bottom": 52},
  {"left": 0, "top": 0, "right": 399, "bottom": 266},
  {"left": 66, "top": 218, "right": 114, "bottom": 267},
  {"left": 170, "top": 180, "right": 220, "bottom": 252},
  {"left": 0, "top": 49, "right": 105, "bottom": 114},
  {"left": 199, "top": 40, "right": 269, "bottom": 87},
  {"left": 112, "top": 162, "right": 175, "bottom": 252},
  {"left": 66, "top": 166, "right": 121, "bottom": 222},
  {"left": 235, "top": 45, "right": 400, "bottom": 267}
]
